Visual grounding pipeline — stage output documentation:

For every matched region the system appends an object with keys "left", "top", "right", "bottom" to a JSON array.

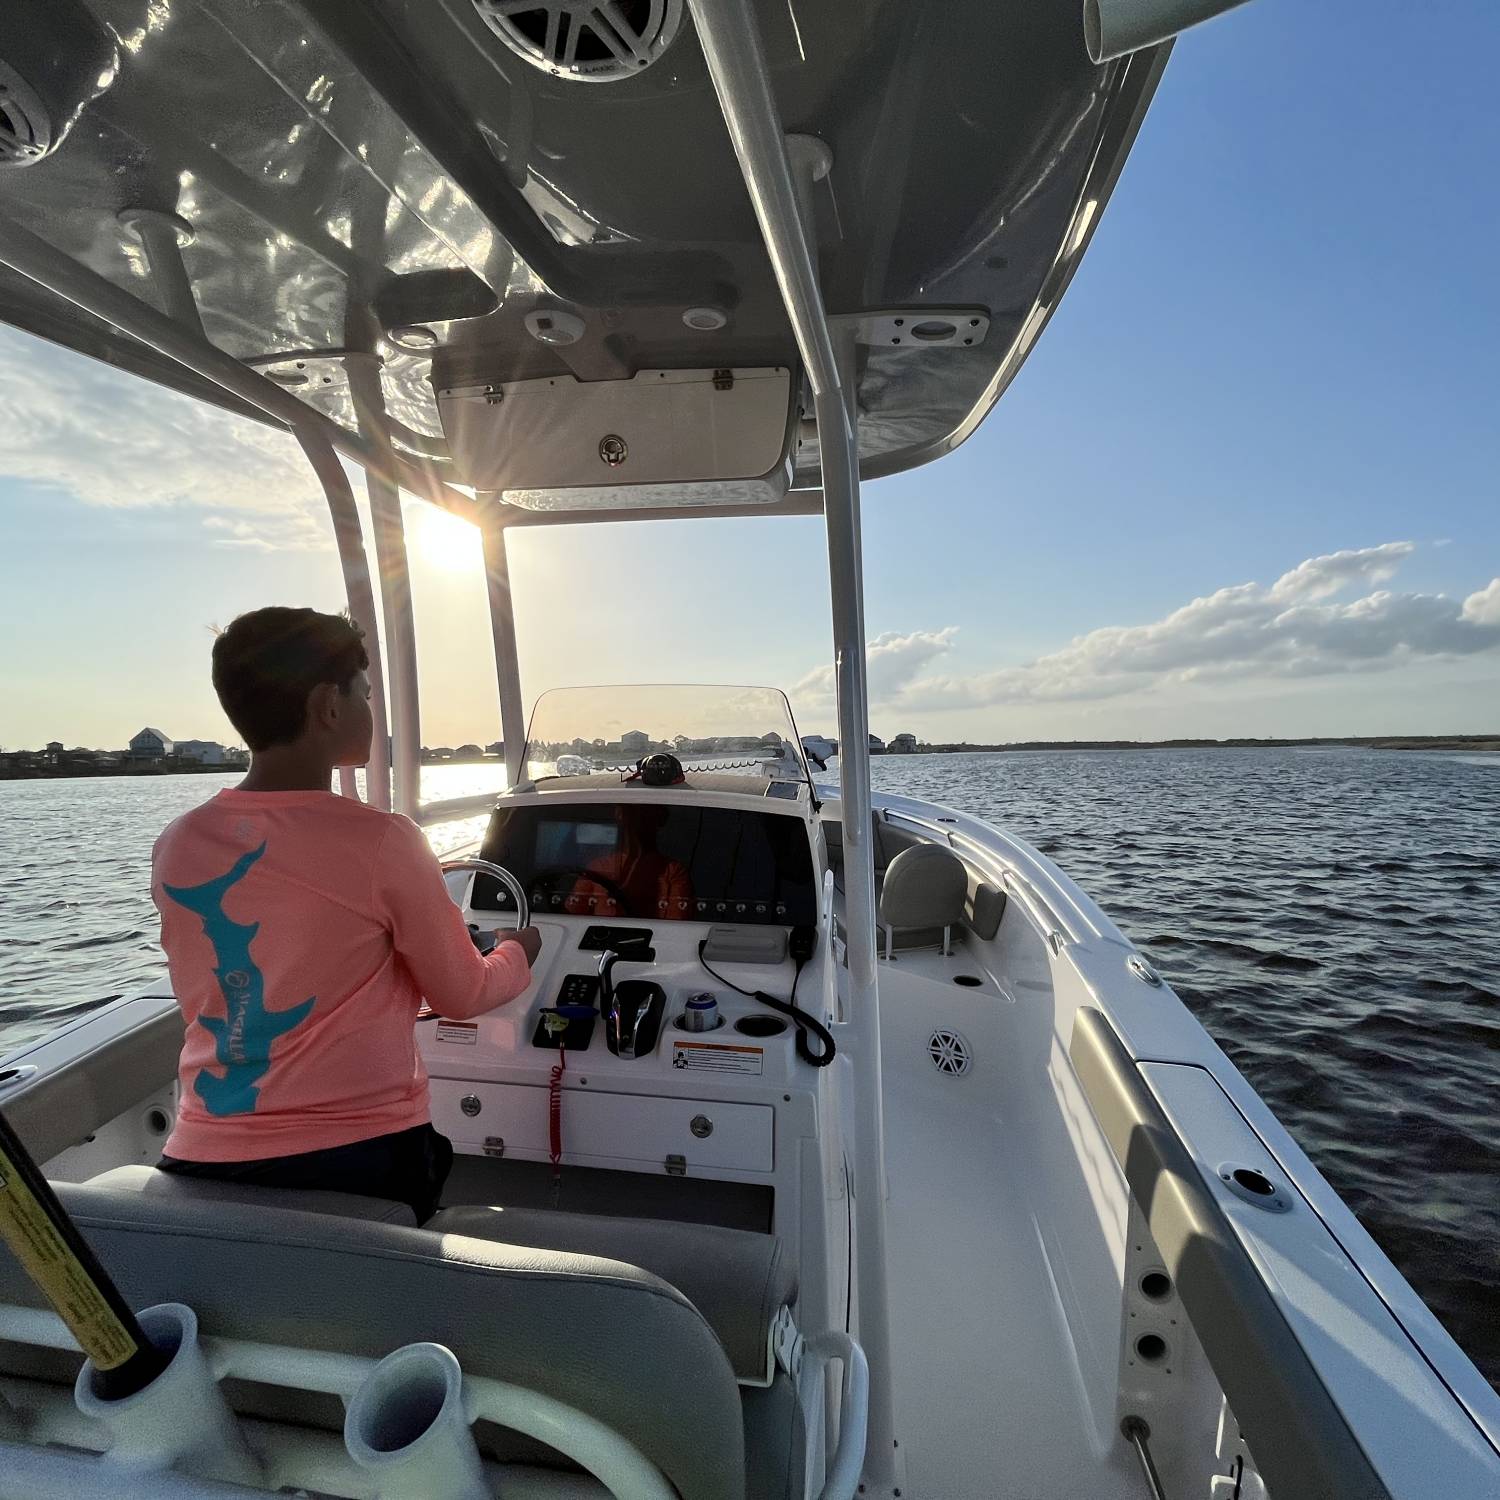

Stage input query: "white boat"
[{"left": 2, "top": 2, "right": 1497, "bottom": 1497}]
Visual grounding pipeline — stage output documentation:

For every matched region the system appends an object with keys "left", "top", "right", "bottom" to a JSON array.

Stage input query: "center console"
[{"left": 419, "top": 790, "right": 847, "bottom": 1341}]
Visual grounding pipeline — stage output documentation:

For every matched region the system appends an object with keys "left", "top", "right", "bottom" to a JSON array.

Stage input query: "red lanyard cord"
[{"left": 549, "top": 1043, "right": 566, "bottom": 1200}]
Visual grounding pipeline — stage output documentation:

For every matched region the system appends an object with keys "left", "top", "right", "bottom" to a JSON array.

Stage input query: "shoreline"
[
  {"left": 4, "top": 735, "right": 1497, "bottom": 781},
  {"left": 0, "top": 764, "right": 244, "bottom": 782}
]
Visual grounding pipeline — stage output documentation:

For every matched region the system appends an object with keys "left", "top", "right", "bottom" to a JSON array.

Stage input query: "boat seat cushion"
[
  {"left": 0, "top": 1180, "right": 745, "bottom": 1500},
  {"left": 879, "top": 843, "right": 969, "bottom": 938},
  {"left": 81, "top": 1163, "right": 419, "bottom": 1225},
  {"left": 428, "top": 1204, "right": 797, "bottom": 1381}
]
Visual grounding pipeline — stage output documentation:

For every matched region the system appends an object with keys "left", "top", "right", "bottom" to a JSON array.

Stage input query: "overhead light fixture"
[{"left": 386, "top": 324, "right": 439, "bottom": 353}]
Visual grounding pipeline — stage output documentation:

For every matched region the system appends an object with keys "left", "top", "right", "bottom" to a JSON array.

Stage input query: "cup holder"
[
  {"left": 734, "top": 1016, "right": 788, "bottom": 1038},
  {"left": 672, "top": 1013, "right": 725, "bottom": 1032}
]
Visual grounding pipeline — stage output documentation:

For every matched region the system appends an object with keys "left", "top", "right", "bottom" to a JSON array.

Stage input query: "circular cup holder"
[{"left": 735, "top": 1016, "right": 788, "bottom": 1038}]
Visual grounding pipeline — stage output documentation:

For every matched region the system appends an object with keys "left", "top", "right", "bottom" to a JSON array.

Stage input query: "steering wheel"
[
  {"left": 440, "top": 858, "right": 530, "bottom": 931},
  {"left": 528, "top": 866, "right": 633, "bottom": 916}
]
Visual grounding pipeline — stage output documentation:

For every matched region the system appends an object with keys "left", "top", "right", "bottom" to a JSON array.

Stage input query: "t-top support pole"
[
  {"left": 684, "top": 3, "right": 899, "bottom": 1488},
  {"left": 293, "top": 431, "right": 392, "bottom": 811},
  {"left": 481, "top": 522, "right": 529, "bottom": 790},
  {"left": 347, "top": 355, "right": 422, "bottom": 818}
]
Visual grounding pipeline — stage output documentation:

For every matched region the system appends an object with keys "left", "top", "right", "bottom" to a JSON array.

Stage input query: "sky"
[{"left": 1, "top": 0, "right": 1497, "bottom": 752}]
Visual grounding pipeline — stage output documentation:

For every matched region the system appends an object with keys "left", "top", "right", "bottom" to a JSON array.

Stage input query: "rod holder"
[
  {"left": 73, "top": 1302, "right": 260, "bottom": 1484},
  {"left": 344, "top": 1341, "right": 490, "bottom": 1500}
]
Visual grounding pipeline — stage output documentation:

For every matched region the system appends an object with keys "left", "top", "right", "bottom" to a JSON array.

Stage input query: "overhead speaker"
[
  {"left": 0, "top": 0, "right": 117, "bottom": 168},
  {"left": 472, "top": 0, "right": 683, "bottom": 82}
]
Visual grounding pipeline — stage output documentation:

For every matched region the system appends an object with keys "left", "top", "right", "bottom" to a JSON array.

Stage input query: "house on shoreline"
[{"left": 129, "top": 727, "right": 173, "bottom": 761}]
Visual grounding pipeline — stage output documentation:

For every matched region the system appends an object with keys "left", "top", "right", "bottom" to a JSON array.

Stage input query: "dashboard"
[{"left": 474, "top": 800, "right": 818, "bottom": 927}]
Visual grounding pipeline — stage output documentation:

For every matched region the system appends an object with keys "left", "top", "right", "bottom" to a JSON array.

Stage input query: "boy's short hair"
[{"left": 212, "top": 607, "right": 369, "bottom": 751}]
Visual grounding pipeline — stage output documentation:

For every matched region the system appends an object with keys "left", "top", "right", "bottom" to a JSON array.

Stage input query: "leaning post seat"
[
  {"left": 81, "top": 1162, "right": 419, "bottom": 1224},
  {"left": 428, "top": 1203, "right": 798, "bottom": 1383},
  {"left": 0, "top": 1178, "right": 747, "bottom": 1499}
]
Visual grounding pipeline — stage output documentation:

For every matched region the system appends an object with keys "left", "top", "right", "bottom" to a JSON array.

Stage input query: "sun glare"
[{"left": 408, "top": 503, "right": 483, "bottom": 574}]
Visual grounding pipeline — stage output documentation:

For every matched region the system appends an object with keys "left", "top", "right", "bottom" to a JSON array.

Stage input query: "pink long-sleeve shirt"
[{"left": 151, "top": 788, "right": 531, "bottom": 1161}]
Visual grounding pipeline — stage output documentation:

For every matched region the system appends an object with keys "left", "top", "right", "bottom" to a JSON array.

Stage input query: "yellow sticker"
[{"left": 0, "top": 1144, "right": 137, "bottom": 1370}]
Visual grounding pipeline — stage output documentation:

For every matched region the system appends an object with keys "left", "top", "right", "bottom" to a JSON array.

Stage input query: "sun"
[{"left": 407, "top": 503, "right": 483, "bottom": 574}]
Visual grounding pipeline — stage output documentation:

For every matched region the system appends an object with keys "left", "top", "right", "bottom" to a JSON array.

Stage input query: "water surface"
[{"left": 2, "top": 748, "right": 1496, "bottom": 1388}]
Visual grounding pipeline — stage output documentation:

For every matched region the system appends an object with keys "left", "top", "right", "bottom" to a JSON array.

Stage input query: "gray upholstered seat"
[
  {"left": 1, "top": 1179, "right": 746, "bottom": 1499},
  {"left": 83, "top": 1163, "right": 417, "bottom": 1225},
  {"left": 877, "top": 842, "right": 969, "bottom": 956},
  {"left": 428, "top": 1203, "right": 796, "bottom": 1382}
]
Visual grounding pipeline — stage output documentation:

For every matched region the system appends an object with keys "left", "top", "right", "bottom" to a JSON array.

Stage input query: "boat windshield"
[{"left": 523, "top": 685, "right": 807, "bottom": 786}]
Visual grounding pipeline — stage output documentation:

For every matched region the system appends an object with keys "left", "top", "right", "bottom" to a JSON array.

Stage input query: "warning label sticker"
[
  {"left": 670, "top": 1040, "right": 764, "bottom": 1076},
  {"left": 435, "top": 1021, "right": 477, "bottom": 1046}
]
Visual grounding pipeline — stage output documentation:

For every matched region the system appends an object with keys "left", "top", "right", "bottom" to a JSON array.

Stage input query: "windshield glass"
[{"left": 523, "top": 685, "right": 807, "bottom": 785}]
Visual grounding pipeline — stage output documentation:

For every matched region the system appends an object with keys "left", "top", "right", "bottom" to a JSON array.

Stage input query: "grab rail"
[
  {"left": 1068, "top": 1009, "right": 1391, "bottom": 1500},
  {"left": 802, "top": 1330, "right": 870, "bottom": 1500}
]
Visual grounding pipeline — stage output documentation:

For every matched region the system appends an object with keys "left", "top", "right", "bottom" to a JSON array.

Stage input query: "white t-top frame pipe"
[
  {"left": 482, "top": 523, "right": 530, "bottom": 789},
  {"left": 349, "top": 355, "right": 422, "bottom": 818},
  {"left": 684, "top": 2, "right": 898, "bottom": 1487},
  {"left": 294, "top": 431, "right": 393, "bottom": 812}
]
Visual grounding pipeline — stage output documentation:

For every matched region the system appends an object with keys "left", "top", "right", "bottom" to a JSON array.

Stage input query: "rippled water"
[
  {"left": 870, "top": 747, "right": 1500, "bottom": 1391},
  {"left": 2, "top": 749, "right": 1497, "bottom": 1387}
]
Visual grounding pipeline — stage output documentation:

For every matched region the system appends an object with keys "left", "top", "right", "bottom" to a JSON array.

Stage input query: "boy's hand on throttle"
[{"left": 501, "top": 926, "right": 543, "bottom": 967}]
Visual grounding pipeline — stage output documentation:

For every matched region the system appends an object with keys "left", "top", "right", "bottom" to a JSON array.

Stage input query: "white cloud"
[
  {"left": 795, "top": 627, "right": 958, "bottom": 701},
  {"left": 799, "top": 544, "right": 1500, "bottom": 713},
  {"left": 0, "top": 328, "right": 328, "bottom": 550},
  {"left": 1463, "top": 577, "right": 1500, "bottom": 626}
]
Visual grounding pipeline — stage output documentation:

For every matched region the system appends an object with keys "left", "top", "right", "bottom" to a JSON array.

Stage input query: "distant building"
[
  {"left": 621, "top": 730, "right": 651, "bottom": 753},
  {"left": 129, "top": 728, "right": 173, "bottom": 760},
  {"left": 176, "top": 739, "right": 229, "bottom": 765},
  {"left": 485, "top": 741, "right": 504, "bottom": 757},
  {"left": 889, "top": 733, "right": 918, "bottom": 754},
  {"left": 868, "top": 734, "right": 886, "bottom": 754},
  {"left": 454, "top": 744, "right": 484, "bottom": 759}
]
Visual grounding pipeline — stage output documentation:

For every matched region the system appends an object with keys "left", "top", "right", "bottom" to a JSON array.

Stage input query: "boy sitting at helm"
[{"left": 150, "top": 607, "right": 541, "bottom": 1222}]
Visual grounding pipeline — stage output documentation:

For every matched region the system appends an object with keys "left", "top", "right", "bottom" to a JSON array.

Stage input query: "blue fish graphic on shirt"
[{"left": 163, "top": 843, "right": 315, "bottom": 1116}]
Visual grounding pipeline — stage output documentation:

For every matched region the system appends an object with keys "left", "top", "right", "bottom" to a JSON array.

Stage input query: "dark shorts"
[{"left": 159, "top": 1122, "right": 454, "bottom": 1224}]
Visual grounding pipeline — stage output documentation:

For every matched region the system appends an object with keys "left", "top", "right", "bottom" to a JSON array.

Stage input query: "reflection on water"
[{"left": 1, "top": 748, "right": 1496, "bottom": 1388}]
